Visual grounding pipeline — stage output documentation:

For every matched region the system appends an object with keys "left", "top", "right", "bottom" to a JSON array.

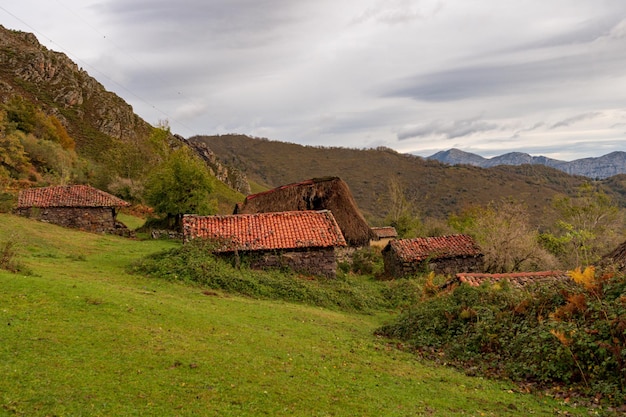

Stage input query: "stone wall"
[
  {"left": 15, "top": 206, "right": 131, "bottom": 236},
  {"left": 383, "top": 250, "right": 484, "bottom": 278},
  {"left": 221, "top": 247, "right": 339, "bottom": 278}
]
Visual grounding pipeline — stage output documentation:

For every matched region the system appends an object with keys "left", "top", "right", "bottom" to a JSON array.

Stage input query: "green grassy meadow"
[{"left": 0, "top": 214, "right": 589, "bottom": 416}]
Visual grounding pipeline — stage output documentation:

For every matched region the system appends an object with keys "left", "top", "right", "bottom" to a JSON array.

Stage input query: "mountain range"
[{"left": 427, "top": 149, "right": 626, "bottom": 179}]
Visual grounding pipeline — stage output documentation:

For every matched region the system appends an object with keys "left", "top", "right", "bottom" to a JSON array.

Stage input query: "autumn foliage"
[{"left": 377, "top": 266, "right": 626, "bottom": 407}]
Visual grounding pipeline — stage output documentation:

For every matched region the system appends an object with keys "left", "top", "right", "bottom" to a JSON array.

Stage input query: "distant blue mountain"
[{"left": 427, "top": 149, "right": 626, "bottom": 179}]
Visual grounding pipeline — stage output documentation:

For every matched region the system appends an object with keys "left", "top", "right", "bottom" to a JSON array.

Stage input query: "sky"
[{"left": 2, "top": 0, "right": 626, "bottom": 161}]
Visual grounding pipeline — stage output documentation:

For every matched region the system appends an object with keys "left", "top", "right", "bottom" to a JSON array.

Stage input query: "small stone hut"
[
  {"left": 382, "top": 234, "right": 483, "bottom": 278},
  {"left": 370, "top": 226, "right": 398, "bottom": 248},
  {"left": 183, "top": 210, "right": 347, "bottom": 278},
  {"left": 15, "top": 185, "right": 131, "bottom": 235},
  {"left": 234, "top": 177, "right": 374, "bottom": 247}
]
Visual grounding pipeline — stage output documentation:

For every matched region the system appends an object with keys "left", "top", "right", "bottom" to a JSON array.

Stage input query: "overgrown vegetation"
[
  {"left": 449, "top": 198, "right": 559, "bottom": 272},
  {"left": 130, "top": 240, "right": 420, "bottom": 313},
  {"left": 0, "top": 235, "right": 21, "bottom": 273},
  {"left": 376, "top": 267, "right": 626, "bottom": 410},
  {"left": 540, "top": 184, "right": 624, "bottom": 267},
  {"left": 448, "top": 186, "right": 625, "bottom": 272},
  {"left": 0, "top": 97, "right": 88, "bottom": 192}
]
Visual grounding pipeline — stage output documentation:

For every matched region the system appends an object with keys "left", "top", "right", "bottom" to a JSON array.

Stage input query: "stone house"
[
  {"left": 15, "top": 185, "right": 131, "bottom": 235},
  {"left": 382, "top": 234, "right": 483, "bottom": 278},
  {"left": 182, "top": 210, "right": 347, "bottom": 278},
  {"left": 370, "top": 226, "right": 398, "bottom": 248}
]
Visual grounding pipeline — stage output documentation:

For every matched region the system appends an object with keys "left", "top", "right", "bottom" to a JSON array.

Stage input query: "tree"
[
  {"left": 450, "top": 199, "right": 558, "bottom": 273},
  {"left": 543, "top": 183, "right": 623, "bottom": 267},
  {"left": 384, "top": 177, "right": 421, "bottom": 238},
  {"left": 143, "top": 146, "right": 216, "bottom": 227}
]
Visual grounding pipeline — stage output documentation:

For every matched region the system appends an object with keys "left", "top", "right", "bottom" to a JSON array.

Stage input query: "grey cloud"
[
  {"left": 385, "top": 47, "right": 625, "bottom": 102},
  {"left": 517, "top": 15, "right": 626, "bottom": 50},
  {"left": 101, "top": 0, "right": 300, "bottom": 48},
  {"left": 398, "top": 118, "right": 499, "bottom": 140},
  {"left": 510, "top": 122, "right": 545, "bottom": 139},
  {"left": 351, "top": 0, "right": 443, "bottom": 25},
  {"left": 550, "top": 112, "right": 602, "bottom": 129}
]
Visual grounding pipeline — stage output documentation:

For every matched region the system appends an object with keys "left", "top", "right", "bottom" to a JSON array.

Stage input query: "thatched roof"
[{"left": 235, "top": 177, "right": 374, "bottom": 246}]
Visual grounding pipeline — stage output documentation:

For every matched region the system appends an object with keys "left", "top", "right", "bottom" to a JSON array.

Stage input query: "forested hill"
[{"left": 189, "top": 134, "right": 626, "bottom": 226}]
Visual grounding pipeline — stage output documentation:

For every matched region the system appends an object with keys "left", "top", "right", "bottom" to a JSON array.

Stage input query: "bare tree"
[{"left": 453, "top": 199, "right": 558, "bottom": 273}]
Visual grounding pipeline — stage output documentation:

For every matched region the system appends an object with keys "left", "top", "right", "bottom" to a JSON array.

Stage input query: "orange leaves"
[{"left": 567, "top": 266, "right": 596, "bottom": 290}]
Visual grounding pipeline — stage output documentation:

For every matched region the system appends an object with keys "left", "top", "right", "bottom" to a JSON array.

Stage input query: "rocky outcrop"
[
  {"left": 0, "top": 25, "right": 152, "bottom": 153},
  {"left": 0, "top": 25, "right": 251, "bottom": 194},
  {"left": 175, "top": 136, "right": 251, "bottom": 195}
]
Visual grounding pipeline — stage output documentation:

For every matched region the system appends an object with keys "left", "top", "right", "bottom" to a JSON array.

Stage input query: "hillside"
[
  {"left": 189, "top": 134, "right": 604, "bottom": 226},
  {"left": 0, "top": 25, "right": 248, "bottom": 198},
  {"left": 0, "top": 213, "right": 589, "bottom": 416}
]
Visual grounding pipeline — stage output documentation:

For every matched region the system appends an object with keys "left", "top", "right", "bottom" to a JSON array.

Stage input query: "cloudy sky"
[{"left": 3, "top": 0, "right": 626, "bottom": 160}]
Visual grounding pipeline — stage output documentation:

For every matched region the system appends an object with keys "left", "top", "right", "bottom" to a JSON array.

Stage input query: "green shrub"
[
  {"left": 350, "top": 246, "right": 384, "bottom": 276},
  {"left": 376, "top": 270, "right": 626, "bottom": 406},
  {"left": 0, "top": 234, "right": 31, "bottom": 274}
]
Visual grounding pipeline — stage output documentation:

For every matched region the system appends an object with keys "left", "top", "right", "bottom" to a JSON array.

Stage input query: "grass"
[
  {"left": 117, "top": 212, "right": 146, "bottom": 231},
  {"left": 0, "top": 213, "right": 591, "bottom": 416}
]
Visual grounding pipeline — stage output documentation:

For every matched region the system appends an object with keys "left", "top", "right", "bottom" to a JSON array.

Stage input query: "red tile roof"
[
  {"left": 386, "top": 234, "right": 481, "bottom": 262},
  {"left": 17, "top": 185, "right": 130, "bottom": 208},
  {"left": 183, "top": 210, "right": 347, "bottom": 251},
  {"left": 371, "top": 226, "right": 398, "bottom": 239},
  {"left": 446, "top": 271, "right": 569, "bottom": 289}
]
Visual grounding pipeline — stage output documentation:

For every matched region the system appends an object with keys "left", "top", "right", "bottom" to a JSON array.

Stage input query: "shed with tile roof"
[
  {"left": 370, "top": 226, "right": 398, "bottom": 248},
  {"left": 15, "top": 185, "right": 131, "bottom": 235},
  {"left": 183, "top": 210, "right": 347, "bottom": 278},
  {"left": 382, "top": 234, "right": 484, "bottom": 278}
]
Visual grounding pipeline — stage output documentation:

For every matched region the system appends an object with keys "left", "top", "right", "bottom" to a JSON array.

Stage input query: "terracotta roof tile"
[
  {"left": 17, "top": 185, "right": 130, "bottom": 208},
  {"left": 183, "top": 210, "right": 347, "bottom": 251},
  {"left": 444, "top": 270, "right": 570, "bottom": 289},
  {"left": 387, "top": 234, "right": 481, "bottom": 262},
  {"left": 371, "top": 226, "right": 398, "bottom": 239}
]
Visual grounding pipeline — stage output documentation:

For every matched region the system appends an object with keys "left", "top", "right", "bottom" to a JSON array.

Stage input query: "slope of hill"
[
  {"left": 428, "top": 148, "right": 626, "bottom": 179},
  {"left": 0, "top": 214, "right": 590, "bottom": 416},
  {"left": 189, "top": 135, "right": 607, "bottom": 226}
]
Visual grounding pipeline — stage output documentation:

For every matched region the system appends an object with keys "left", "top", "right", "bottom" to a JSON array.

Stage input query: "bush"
[
  {"left": 376, "top": 269, "right": 626, "bottom": 406},
  {"left": 350, "top": 247, "right": 384, "bottom": 276},
  {"left": 0, "top": 235, "right": 30, "bottom": 274}
]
